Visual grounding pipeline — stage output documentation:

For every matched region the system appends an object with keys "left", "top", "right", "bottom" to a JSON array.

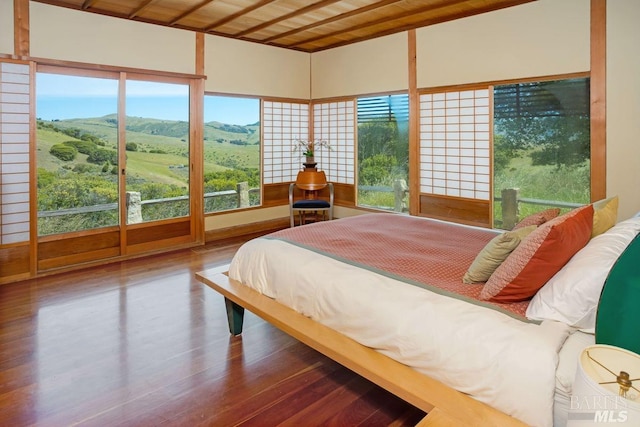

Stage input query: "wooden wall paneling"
[
  {"left": 590, "top": 0, "right": 606, "bottom": 202},
  {"left": 333, "top": 183, "right": 356, "bottom": 206},
  {"left": 262, "top": 183, "right": 291, "bottom": 206},
  {"left": 126, "top": 235, "right": 196, "bottom": 256},
  {"left": 262, "top": 182, "right": 351, "bottom": 208},
  {"left": 204, "top": 217, "right": 290, "bottom": 245},
  {"left": 37, "top": 230, "right": 121, "bottom": 271},
  {"left": 126, "top": 219, "right": 192, "bottom": 246},
  {"left": 419, "top": 194, "right": 491, "bottom": 228},
  {"left": 38, "top": 247, "right": 121, "bottom": 271},
  {"left": 0, "top": 244, "right": 30, "bottom": 282},
  {"left": 38, "top": 230, "right": 120, "bottom": 259}
]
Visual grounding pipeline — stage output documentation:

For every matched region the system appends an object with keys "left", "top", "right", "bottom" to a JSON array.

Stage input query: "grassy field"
[
  {"left": 38, "top": 116, "right": 260, "bottom": 186},
  {"left": 493, "top": 153, "right": 590, "bottom": 227}
]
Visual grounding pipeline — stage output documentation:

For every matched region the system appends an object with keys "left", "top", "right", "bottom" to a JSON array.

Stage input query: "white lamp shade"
[{"left": 569, "top": 345, "right": 640, "bottom": 426}]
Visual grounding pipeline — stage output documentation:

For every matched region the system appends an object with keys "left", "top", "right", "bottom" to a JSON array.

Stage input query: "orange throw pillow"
[{"left": 481, "top": 205, "right": 594, "bottom": 302}]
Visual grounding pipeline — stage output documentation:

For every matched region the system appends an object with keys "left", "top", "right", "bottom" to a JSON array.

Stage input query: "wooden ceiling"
[{"left": 32, "top": 0, "right": 535, "bottom": 53}]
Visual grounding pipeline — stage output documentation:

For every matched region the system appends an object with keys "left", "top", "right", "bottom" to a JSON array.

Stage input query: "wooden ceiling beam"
[
  {"left": 169, "top": 0, "right": 217, "bottom": 26},
  {"left": 288, "top": 0, "right": 476, "bottom": 48},
  {"left": 81, "top": 0, "right": 99, "bottom": 10},
  {"left": 233, "top": 0, "right": 342, "bottom": 38},
  {"left": 204, "top": 0, "right": 277, "bottom": 32},
  {"left": 129, "top": 0, "right": 158, "bottom": 19},
  {"left": 262, "top": 0, "right": 404, "bottom": 43}
]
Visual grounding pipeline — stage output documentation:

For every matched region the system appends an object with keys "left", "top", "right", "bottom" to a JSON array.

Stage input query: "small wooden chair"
[{"left": 289, "top": 170, "right": 334, "bottom": 227}]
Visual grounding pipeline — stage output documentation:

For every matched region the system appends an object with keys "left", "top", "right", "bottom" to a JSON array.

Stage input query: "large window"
[
  {"left": 36, "top": 69, "right": 193, "bottom": 235},
  {"left": 36, "top": 72, "right": 120, "bottom": 235},
  {"left": 203, "top": 95, "right": 260, "bottom": 213},
  {"left": 124, "top": 79, "right": 190, "bottom": 223},
  {"left": 357, "top": 94, "right": 409, "bottom": 211},
  {"left": 493, "top": 78, "right": 590, "bottom": 229}
]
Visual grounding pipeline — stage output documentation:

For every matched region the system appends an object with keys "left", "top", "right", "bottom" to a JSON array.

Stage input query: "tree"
[
  {"left": 359, "top": 154, "right": 398, "bottom": 186},
  {"left": 357, "top": 120, "right": 401, "bottom": 164},
  {"left": 494, "top": 79, "right": 590, "bottom": 169}
]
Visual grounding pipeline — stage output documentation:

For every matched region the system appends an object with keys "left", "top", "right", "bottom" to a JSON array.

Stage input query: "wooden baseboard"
[{"left": 204, "top": 217, "right": 290, "bottom": 246}]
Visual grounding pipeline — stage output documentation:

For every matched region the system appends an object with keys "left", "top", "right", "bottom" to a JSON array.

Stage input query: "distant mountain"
[{"left": 44, "top": 115, "right": 260, "bottom": 145}]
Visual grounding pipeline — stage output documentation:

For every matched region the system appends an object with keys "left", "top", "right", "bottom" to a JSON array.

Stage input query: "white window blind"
[
  {"left": 419, "top": 89, "right": 491, "bottom": 200},
  {"left": 262, "top": 100, "right": 309, "bottom": 184},
  {"left": 313, "top": 100, "right": 355, "bottom": 185},
  {"left": 1, "top": 61, "right": 31, "bottom": 244}
]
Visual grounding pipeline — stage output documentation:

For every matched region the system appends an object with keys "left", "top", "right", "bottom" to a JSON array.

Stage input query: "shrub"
[
  {"left": 73, "top": 164, "right": 96, "bottom": 173},
  {"left": 50, "top": 144, "right": 77, "bottom": 161},
  {"left": 126, "top": 142, "right": 138, "bottom": 152},
  {"left": 87, "top": 148, "right": 118, "bottom": 165},
  {"left": 64, "top": 140, "right": 97, "bottom": 155}
]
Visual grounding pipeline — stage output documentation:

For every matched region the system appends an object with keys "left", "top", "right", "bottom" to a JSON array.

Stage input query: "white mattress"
[{"left": 230, "top": 237, "right": 578, "bottom": 427}]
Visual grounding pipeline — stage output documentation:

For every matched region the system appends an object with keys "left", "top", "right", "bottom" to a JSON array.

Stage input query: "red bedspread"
[{"left": 268, "top": 213, "right": 531, "bottom": 319}]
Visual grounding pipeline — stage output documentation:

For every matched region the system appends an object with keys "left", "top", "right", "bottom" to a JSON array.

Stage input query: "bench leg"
[{"left": 224, "top": 297, "right": 245, "bottom": 336}]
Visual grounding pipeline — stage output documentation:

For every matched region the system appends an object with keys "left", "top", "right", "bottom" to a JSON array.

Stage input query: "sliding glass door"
[
  {"left": 35, "top": 66, "right": 197, "bottom": 269},
  {"left": 124, "top": 79, "right": 190, "bottom": 224},
  {"left": 36, "top": 71, "right": 120, "bottom": 235}
]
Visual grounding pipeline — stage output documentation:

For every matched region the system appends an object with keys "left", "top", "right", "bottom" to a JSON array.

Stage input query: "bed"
[{"left": 196, "top": 201, "right": 640, "bottom": 427}]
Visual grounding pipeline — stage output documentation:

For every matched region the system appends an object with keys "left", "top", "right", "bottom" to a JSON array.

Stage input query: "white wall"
[
  {"left": 606, "top": 0, "right": 640, "bottom": 220},
  {"left": 9, "top": 0, "right": 640, "bottom": 223},
  {"left": 0, "top": 1, "right": 14, "bottom": 55},
  {"left": 30, "top": 2, "right": 195, "bottom": 74},
  {"left": 416, "top": 0, "right": 590, "bottom": 87},
  {"left": 205, "top": 35, "right": 310, "bottom": 99},
  {"left": 311, "top": 32, "right": 409, "bottom": 99}
]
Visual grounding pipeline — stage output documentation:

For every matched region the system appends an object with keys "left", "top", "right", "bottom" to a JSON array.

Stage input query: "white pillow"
[{"left": 526, "top": 216, "right": 640, "bottom": 332}]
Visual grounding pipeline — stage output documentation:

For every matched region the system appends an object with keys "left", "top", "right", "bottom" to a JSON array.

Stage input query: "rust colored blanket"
[{"left": 268, "top": 213, "right": 531, "bottom": 319}]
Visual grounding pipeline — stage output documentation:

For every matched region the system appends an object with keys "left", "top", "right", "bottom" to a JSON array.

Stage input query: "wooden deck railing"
[
  {"left": 38, "top": 182, "right": 259, "bottom": 223},
  {"left": 38, "top": 182, "right": 582, "bottom": 229}
]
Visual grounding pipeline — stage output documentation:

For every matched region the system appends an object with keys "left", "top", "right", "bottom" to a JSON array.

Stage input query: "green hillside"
[
  {"left": 40, "top": 115, "right": 260, "bottom": 176},
  {"left": 36, "top": 115, "right": 262, "bottom": 232}
]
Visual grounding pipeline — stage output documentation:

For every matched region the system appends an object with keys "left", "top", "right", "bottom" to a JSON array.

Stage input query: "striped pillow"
[{"left": 513, "top": 208, "right": 561, "bottom": 230}]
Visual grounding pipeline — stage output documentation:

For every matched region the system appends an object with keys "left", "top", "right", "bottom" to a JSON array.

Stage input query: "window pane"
[
  {"left": 357, "top": 94, "right": 409, "bottom": 211},
  {"left": 124, "top": 80, "right": 190, "bottom": 224},
  {"left": 203, "top": 95, "right": 260, "bottom": 213},
  {"left": 36, "top": 73, "right": 119, "bottom": 236},
  {"left": 493, "top": 78, "right": 591, "bottom": 229}
]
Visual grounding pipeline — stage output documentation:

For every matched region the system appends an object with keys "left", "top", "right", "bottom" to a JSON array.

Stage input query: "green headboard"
[{"left": 595, "top": 233, "right": 640, "bottom": 354}]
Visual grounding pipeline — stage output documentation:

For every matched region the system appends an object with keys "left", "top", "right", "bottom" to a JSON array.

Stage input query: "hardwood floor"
[{"left": 0, "top": 242, "right": 425, "bottom": 426}]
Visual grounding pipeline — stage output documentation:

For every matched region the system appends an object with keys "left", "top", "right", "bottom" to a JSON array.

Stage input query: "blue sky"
[{"left": 36, "top": 73, "right": 259, "bottom": 125}]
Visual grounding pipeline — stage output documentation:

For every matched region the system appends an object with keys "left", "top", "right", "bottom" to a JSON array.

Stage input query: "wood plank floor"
[{"left": 0, "top": 242, "right": 426, "bottom": 426}]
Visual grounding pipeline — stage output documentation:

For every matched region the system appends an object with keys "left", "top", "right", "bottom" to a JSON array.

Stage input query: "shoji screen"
[
  {"left": 262, "top": 100, "right": 309, "bottom": 184},
  {"left": 419, "top": 89, "right": 491, "bottom": 200},
  {"left": 312, "top": 100, "right": 355, "bottom": 185},
  {"left": 1, "top": 61, "right": 31, "bottom": 244}
]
